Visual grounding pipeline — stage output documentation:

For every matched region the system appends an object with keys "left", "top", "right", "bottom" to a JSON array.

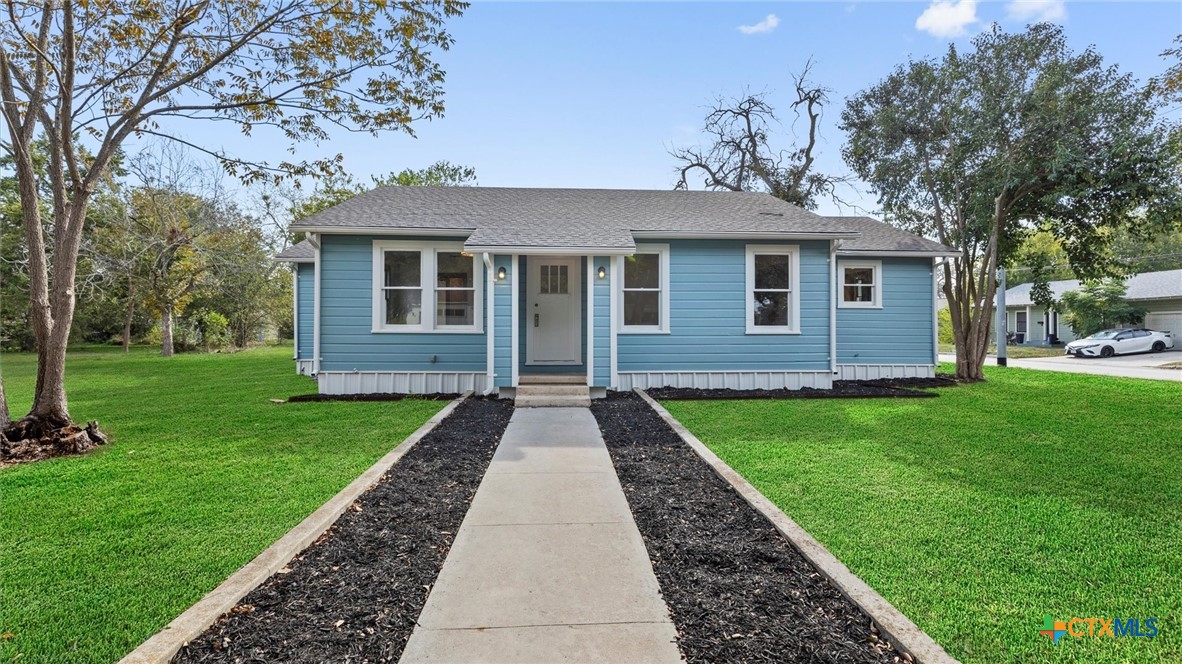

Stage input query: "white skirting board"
[
  {"left": 296, "top": 360, "right": 315, "bottom": 376},
  {"left": 616, "top": 370, "right": 833, "bottom": 391},
  {"left": 317, "top": 371, "right": 488, "bottom": 395},
  {"left": 836, "top": 364, "right": 936, "bottom": 380}
]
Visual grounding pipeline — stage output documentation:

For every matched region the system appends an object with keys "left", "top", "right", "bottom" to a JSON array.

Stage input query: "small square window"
[{"left": 838, "top": 261, "right": 882, "bottom": 308}]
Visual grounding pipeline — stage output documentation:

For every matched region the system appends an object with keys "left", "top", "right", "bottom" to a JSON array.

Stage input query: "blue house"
[{"left": 275, "top": 187, "right": 955, "bottom": 399}]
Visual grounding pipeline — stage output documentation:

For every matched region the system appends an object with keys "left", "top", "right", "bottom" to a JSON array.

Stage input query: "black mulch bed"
[
  {"left": 592, "top": 391, "right": 898, "bottom": 664},
  {"left": 286, "top": 392, "right": 460, "bottom": 403},
  {"left": 646, "top": 379, "right": 941, "bottom": 400},
  {"left": 174, "top": 396, "right": 514, "bottom": 663}
]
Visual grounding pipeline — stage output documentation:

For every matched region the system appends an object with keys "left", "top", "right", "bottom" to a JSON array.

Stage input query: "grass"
[
  {"left": 0, "top": 345, "right": 445, "bottom": 663},
  {"left": 939, "top": 342, "right": 1065, "bottom": 358},
  {"left": 661, "top": 366, "right": 1182, "bottom": 664}
]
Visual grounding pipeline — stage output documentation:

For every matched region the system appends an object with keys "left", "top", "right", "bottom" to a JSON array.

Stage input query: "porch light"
[
  {"left": 597, "top": 266, "right": 607, "bottom": 280},
  {"left": 497, "top": 266, "right": 507, "bottom": 281}
]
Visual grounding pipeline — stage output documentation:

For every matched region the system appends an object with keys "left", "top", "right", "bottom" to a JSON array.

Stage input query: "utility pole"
[{"left": 996, "top": 267, "right": 1008, "bottom": 367}]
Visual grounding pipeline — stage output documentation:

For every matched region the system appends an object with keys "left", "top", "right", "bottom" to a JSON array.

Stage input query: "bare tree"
[
  {"left": 672, "top": 61, "right": 851, "bottom": 210},
  {"left": 0, "top": 0, "right": 465, "bottom": 448}
]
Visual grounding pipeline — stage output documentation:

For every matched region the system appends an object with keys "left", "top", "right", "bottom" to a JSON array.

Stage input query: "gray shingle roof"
[
  {"left": 287, "top": 186, "right": 955, "bottom": 255},
  {"left": 1005, "top": 269, "right": 1182, "bottom": 306},
  {"left": 274, "top": 239, "right": 314, "bottom": 262},
  {"left": 827, "top": 216, "right": 958, "bottom": 255}
]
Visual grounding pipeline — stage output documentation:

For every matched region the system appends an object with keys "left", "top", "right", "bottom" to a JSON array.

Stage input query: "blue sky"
[{"left": 212, "top": 1, "right": 1182, "bottom": 216}]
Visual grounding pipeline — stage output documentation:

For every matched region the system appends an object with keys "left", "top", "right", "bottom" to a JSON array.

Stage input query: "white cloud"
[
  {"left": 915, "top": 0, "right": 978, "bottom": 38},
  {"left": 1006, "top": 0, "right": 1066, "bottom": 22},
  {"left": 738, "top": 14, "right": 780, "bottom": 35}
]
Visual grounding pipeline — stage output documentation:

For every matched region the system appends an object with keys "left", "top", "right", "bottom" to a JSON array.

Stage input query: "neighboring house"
[
  {"left": 1003, "top": 269, "right": 1182, "bottom": 344},
  {"left": 274, "top": 187, "right": 956, "bottom": 396}
]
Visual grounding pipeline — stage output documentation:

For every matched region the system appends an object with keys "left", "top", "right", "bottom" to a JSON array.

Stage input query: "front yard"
[
  {"left": 662, "top": 367, "right": 1181, "bottom": 663},
  {"left": 0, "top": 345, "right": 445, "bottom": 663},
  {"left": 939, "top": 342, "right": 1065, "bottom": 359}
]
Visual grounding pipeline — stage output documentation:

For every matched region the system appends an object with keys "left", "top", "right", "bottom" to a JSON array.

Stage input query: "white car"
[{"left": 1065, "top": 328, "right": 1175, "bottom": 358}]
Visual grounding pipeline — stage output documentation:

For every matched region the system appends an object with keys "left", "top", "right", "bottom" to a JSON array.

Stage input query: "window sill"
[
  {"left": 618, "top": 328, "right": 670, "bottom": 335},
  {"left": 371, "top": 327, "right": 484, "bottom": 335},
  {"left": 745, "top": 328, "right": 802, "bottom": 335},
  {"left": 838, "top": 303, "right": 883, "bottom": 309}
]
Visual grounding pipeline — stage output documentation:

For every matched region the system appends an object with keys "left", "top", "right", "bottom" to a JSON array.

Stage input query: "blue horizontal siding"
[
  {"left": 319, "top": 234, "right": 487, "bottom": 372},
  {"left": 494, "top": 255, "right": 513, "bottom": 386},
  {"left": 837, "top": 257, "right": 934, "bottom": 365},
  {"left": 593, "top": 256, "right": 611, "bottom": 386},
  {"left": 617, "top": 240, "right": 831, "bottom": 372},
  {"left": 296, "top": 263, "right": 314, "bottom": 360}
]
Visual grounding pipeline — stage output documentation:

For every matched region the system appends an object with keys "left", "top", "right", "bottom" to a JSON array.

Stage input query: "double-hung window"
[
  {"left": 618, "top": 244, "right": 669, "bottom": 333},
  {"left": 745, "top": 245, "right": 800, "bottom": 334},
  {"left": 838, "top": 260, "right": 882, "bottom": 308},
  {"left": 372, "top": 240, "right": 483, "bottom": 333}
]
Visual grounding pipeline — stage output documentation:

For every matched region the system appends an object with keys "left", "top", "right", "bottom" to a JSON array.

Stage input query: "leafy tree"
[
  {"left": 0, "top": 0, "right": 465, "bottom": 444},
  {"left": 672, "top": 62, "right": 850, "bottom": 209},
  {"left": 378, "top": 161, "right": 478, "bottom": 188},
  {"left": 286, "top": 160, "right": 478, "bottom": 225},
  {"left": 189, "top": 221, "right": 290, "bottom": 348},
  {"left": 842, "top": 24, "right": 1180, "bottom": 380},
  {"left": 1060, "top": 280, "right": 1147, "bottom": 337},
  {"left": 1104, "top": 224, "right": 1182, "bottom": 273}
]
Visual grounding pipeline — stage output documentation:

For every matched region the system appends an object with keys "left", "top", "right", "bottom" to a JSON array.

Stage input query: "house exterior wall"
[
  {"left": 615, "top": 239, "right": 834, "bottom": 389},
  {"left": 1145, "top": 298, "right": 1182, "bottom": 317},
  {"left": 296, "top": 262, "right": 315, "bottom": 375},
  {"left": 493, "top": 254, "right": 514, "bottom": 387},
  {"left": 592, "top": 256, "right": 611, "bottom": 387},
  {"left": 307, "top": 234, "right": 941, "bottom": 394},
  {"left": 315, "top": 233, "right": 488, "bottom": 394},
  {"left": 835, "top": 256, "right": 936, "bottom": 379}
]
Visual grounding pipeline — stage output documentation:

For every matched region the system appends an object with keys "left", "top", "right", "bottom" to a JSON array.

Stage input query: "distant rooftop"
[{"left": 1004, "top": 269, "right": 1182, "bottom": 306}]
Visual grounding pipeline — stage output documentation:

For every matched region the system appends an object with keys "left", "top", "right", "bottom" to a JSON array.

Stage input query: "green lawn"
[
  {"left": 940, "top": 342, "right": 1065, "bottom": 358},
  {"left": 662, "top": 366, "right": 1181, "bottom": 664},
  {"left": 0, "top": 345, "right": 445, "bottom": 663}
]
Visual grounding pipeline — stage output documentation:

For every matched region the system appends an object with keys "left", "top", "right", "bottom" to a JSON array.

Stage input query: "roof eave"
[
  {"left": 630, "top": 230, "right": 861, "bottom": 240},
  {"left": 462, "top": 244, "right": 636, "bottom": 256},
  {"left": 838, "top": 249, "right": 961, "bottom": 258},
  {"left": 274, "top": 255, "right": 314, "bottom": 263}
]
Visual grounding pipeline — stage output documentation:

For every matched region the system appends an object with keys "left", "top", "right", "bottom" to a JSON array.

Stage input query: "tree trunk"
[
  {"left": 161, "top": 307, "right": 175, "bottom": 357},
  {"left": 123, "top": 277, "right": 135, "bottom": 352},
  {"left": 0, "top": 374, "right": 10, "bottom": 429}
]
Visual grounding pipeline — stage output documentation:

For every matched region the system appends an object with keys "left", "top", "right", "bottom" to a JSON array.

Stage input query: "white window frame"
[
  {"left": 838, "top": 259, "right": 883, "bottom": 309},
  {"left": 746, "top": 244, "right": 801, "bottom": 335},
  {"left": 371, "top": 240, "right": 483, "bottom": 334},
  {"left": 617, "top": 243, "right": 670, "bottom": 334}
]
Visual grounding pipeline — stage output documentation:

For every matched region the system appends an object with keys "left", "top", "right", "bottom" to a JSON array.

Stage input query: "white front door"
[{"left": 526, "top": 257, "right": 581, "bottom": 365}]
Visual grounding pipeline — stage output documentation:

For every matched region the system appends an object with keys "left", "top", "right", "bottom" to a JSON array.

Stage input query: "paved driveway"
[{"left": 938, "top": 349, "right": 1181, "bottom": 382}]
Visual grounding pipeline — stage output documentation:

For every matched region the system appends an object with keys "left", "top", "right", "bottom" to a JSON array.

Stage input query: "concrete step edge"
[{"left": 518, "top": 375, "right": 588, "bottom": 385}]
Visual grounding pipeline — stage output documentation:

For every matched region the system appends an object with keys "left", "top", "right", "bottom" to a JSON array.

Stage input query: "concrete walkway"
[
  {"left": 400, "top": 407, "right": 682, "bottom": 664},
  {"left": 938, "top": 352, "right": 1181, "bottom": 382}
]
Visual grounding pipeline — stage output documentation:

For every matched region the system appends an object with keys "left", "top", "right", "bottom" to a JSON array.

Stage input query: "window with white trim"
[
  {"left": 372, "top": 241, "right": 483, "bottom": 333},
  {"left": 619, "top": 244, "right": 669, "bottom": 333},
  {"left": 435, "top": 251, "right": 476, "bottom": 326},
  {"left": 746, "top": 245, "right": 800, "bottom": 334},
  {"left": 838, "top": 260, "right": 882, "bottom": 308}
]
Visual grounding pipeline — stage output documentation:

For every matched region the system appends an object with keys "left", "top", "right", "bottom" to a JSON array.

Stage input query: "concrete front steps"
[{"left": 515, "top": 375, "right": 591, "bottom": 408}]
